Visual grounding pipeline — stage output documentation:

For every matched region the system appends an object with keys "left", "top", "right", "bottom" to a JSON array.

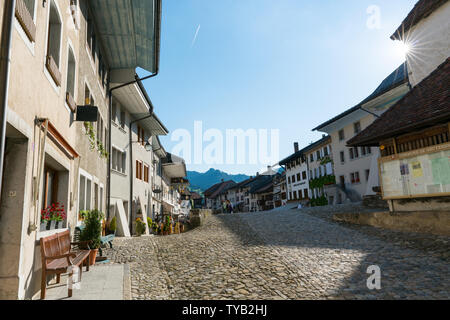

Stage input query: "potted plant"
[
  {"left": 79, "top": 210, "right": 103, "bottom": 265},
  {"left": 107, "top": 216, "right": 117, "bottom": 235},
  {"left": 40, "top": 208, "right": 51, "bottom": 231},
  {"left": 135, "top": 218, "right": 146, "bottom": 236}
]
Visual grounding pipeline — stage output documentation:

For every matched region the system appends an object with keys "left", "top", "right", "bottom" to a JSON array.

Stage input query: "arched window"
[{"left": 46, "top": 1, "right": 62, "bottom": 86}]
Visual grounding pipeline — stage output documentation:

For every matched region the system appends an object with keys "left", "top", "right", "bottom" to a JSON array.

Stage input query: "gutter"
[{"left": 0, "top": 0, "right": 16, "bottom": 199}]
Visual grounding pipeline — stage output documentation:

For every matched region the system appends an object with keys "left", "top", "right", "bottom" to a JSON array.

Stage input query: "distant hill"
[{"left": 187, "top": 169, "right": 250, "bottom": 192}]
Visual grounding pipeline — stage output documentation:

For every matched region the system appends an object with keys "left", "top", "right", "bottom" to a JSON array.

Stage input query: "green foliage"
[
  {"left": 147, "top": 217, "right": 158, "bottom": 233},
  {"left": 309, "top": 175, "right": 336, "bottom": 189},
  {"left": 79, "top": 210, "right": 89, "bottom": 221},
  {"left": 108, "top": 216, "right": 117, "bottom": 234},
  {"left": 135, "top": 218, "right": 146, "bottom": 236},
  {"left": 319, "top": 156, "right": 332, "bottom": 165},
  {"left": 80, "top": 210, "right": 104, "bottom": 249},
  {"left": 310, "top": 195, "right": 328, "bottom": 207},
  {"left": 84, "top": 122, "right": 108, "bottom": 159}
]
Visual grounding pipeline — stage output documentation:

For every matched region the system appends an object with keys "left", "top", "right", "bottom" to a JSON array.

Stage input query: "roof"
[
  {"left": 313, "top": 63, "right": 409, "bottom": 131},
  {"left": 206, "top": 181, "right": 237, "bottom": 199},
  {"left": 348, "top": 58, "right": 450, "bottom": 147},
  {"left": 248, "top": 175, "right": 273, "bottom": 194},
  {"left": 90, "top": 0, "right": 161, "bottom": 82},
  {"left": 301, "top": 135, "right": 331, "bottom": 155},
  {"left": 391, "top": 0, "right": 449, "bottom": 40},
  {"left": 279, "top": 135, "right": 331, "bottom": 166},
  {"left": 190, "top": 192, "right": 203, "bottom": 200}
]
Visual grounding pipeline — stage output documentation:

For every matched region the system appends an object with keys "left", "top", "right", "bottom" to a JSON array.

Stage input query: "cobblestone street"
[{"left": 106, "top": 209, "right": 450, "bottom": 300}]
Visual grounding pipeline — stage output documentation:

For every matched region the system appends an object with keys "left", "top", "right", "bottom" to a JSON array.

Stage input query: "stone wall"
[
  {"left": 333, "top": 210, "right": 450, "bottom": 236},
  {"left": 189, "top": 209, "right": 213, "bottom": 229}
]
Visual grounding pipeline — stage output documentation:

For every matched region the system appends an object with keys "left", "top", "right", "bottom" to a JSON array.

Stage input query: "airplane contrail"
[{"left": 191, "top": 24, "right": 201, "bottom": 48}]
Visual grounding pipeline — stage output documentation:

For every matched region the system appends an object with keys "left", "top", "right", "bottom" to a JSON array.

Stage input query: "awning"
[{"left": 89, "top": 0, "right": 161, "bottom": 83}]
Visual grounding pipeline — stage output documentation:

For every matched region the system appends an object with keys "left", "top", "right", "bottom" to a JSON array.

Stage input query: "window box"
[
  {"left": 66, "top": 92, "right": 76, "bottom": 112},
  {"left": 15, "top": 0, "right": 36, "bottom": 42},
  {"left": 46, "top": 55, "right": 61, "bottom": 86}
]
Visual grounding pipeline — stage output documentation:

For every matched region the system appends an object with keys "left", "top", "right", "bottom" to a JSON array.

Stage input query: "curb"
[{"left": 123, "top": 264, "right": 131, "bottom": 300}]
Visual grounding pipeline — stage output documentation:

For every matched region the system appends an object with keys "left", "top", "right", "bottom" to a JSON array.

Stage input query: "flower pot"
[
  {"left": 89, "top": 249, "right": 99, "bottom": 266},
  {"left": 55, "top": 221, "right": 62, "bottom": 229},
  {"left": 40, "top": 222, "right": 47, "bottom": 231}
]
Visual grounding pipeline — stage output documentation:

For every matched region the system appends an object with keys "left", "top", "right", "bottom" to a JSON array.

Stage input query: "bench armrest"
[{"left": 71, "top": 240, "right": 91, "bottom": 250}]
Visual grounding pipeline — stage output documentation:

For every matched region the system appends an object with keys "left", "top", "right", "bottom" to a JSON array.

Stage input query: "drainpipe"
[
  {"left": 128, "top": 112, "right": 154, "bottom": 233},
  {"left": 106, "top": 73, "right": 157, "bottom": 229},
  {"left": 0, "top": 0, "right": 16, "bottom": 200}
]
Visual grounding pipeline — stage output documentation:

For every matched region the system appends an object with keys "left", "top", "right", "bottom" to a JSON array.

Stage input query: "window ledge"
[
  {"left": 111, "top": 169, "right": 127, "bottom": 177},
  {"left": 36, "top": 228, "right": 69, "bottom": 241}
]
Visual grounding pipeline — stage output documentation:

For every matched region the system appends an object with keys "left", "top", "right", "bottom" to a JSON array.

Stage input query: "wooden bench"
[{"left": 40, "top": 230, "right": 91, "bottom": 299}]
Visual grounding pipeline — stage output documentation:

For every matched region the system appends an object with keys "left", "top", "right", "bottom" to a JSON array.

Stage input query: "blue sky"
[{"left": 139, "top": 0, "right": 417, "bottom": 175}]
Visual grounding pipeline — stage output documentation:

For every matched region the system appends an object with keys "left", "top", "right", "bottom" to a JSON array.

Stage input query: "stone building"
[
  {"left": 348, "top": 0, "right": 450, "bottom": 214},
  {"left": 0, "top": 0, "right": 161, "bottom": 300},
  {"left": 279, "top": 143, "right": 310, "bottom": 205},
  {"left": 313, "top": 63, "right": 410, "bottom": 203},
  {"left": 302, "top": 135, "right": 336, "bottom": 205}
]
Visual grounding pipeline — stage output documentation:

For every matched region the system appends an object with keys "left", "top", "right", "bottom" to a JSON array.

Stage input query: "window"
[
  {"left": 339, "top": 129, "right": 345, "bottom": 141},
  {"left": 120, "top": 110, "right": 126, "bottom": 129},
  {"left": 144, "top": 165, "right": 149, "bottom": 183},
  {"left": 84, "top": 84, "right": 94, "bottom": 106},
  {"left": 70, "top": 0, "right": 79, "bottom": 28},
  {"left": 365, "top": 169, "right": 370, "bottom": 182},
  {"left": 136, "top": 161, "right": 143, "bottom": 180},
  {"left": 339, "top": 175, "right": 345, "bottom": 188},
  {"left": 366, "top": 147, "right": 372, "bottom": 154},
  {"left": 302, "top": 171, "right": 307, "bottom": 180},
  {"left": 350, "top": 172, "right": 360, "bottom": 184},
  {"left": 316, "top": 150, "right": 320, "bottom": 161},
  {"left": 349, "top": 148, "right": 354, "bottom": 160},
  {"left": 86, "top": 9, "right": 96, "bottom": 59},
  {"left": 23, "top": 0, "right": 36, "bottom": 17},
  {"left": 319, "top": 166, "right": 322, "bottom": 177},
  {"left": 45, "top": 1, "right": 62, "bottom": 85},
  {"left": 78, "top": 174, "right": 92, "bottom": 212},
  {"left": 310, "top": 154, "right": 314, "bottom": 162},
  {"left": 361, "top": 146, "right": 367, "bottom": 156},
  {"left": 65, "top": 47, "right": 76, "bottom": 110},
  {"left": 340, "top": 151, "right": 345, "bottom": 163},
  {"left": 323, "top": 146, "right": 329, "bottom": 156},
  {"left": 297, "top": 173, "right": 301, "bottom": 181},
  {"left": 112, "top": 148, "right": 126, "bottom": 174},
  {"left": 354, "top": 147, "right": 359, "bottom": 158},
  {"left": 354, "top": 121, "right": 361, "bottom": 134},
  {"left": 303, "top": 189, "right": 308, "bottom": 199},
  {"left": 292, "top": 175, "right": 295, "bottom": 183},
  {"left": 97, "top": 114, "right": 103, "bottom": 143}
]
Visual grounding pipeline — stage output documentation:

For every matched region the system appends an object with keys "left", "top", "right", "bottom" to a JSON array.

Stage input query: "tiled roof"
[
  {"left": 313, "top": 63, "right": 408, "bottom": 131},
  {"left": 391, "top": 0, "right": 449, "bottom": 40},
  {"left": 348, "top": 58, "right": 450, "bottom": 146},
  {"left": 207, "top": 181, "right": 237, "bottom": 199},
  {"left": 279, "top": 135, "right": 331, "bottom": 166}
]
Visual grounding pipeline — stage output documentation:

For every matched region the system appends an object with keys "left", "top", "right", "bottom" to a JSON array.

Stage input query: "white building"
[{"left": 279, "top": 143, "right": 310, "bottom": 204}]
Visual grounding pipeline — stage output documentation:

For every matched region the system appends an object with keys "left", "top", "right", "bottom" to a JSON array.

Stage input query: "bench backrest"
[{"left": 40, "top": 230, "right": 71, "bottom": 266}]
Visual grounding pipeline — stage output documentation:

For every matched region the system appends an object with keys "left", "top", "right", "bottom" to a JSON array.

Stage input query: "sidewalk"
[{"left": 41, "top": 264, "right": 130, "bottom": 300}]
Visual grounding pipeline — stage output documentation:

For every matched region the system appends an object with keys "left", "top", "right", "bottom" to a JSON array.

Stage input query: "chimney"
[{"left": 294, "top": 142, "right": 299, "bottom": 153}]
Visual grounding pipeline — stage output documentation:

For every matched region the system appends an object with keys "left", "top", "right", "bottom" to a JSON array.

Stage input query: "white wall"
[{"left": 404, "top": 2, "right": 450, "bottom": 87}]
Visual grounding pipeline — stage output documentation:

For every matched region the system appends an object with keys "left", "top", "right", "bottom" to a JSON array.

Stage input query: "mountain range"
[{"left": 187, "top": 169, "right": 251, "bottom": 193}]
